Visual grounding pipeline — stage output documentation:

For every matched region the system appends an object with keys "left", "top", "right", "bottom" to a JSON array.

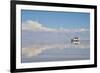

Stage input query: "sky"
[
  {"left": 21, "top": 10, "right": 90, "bottom": 59},
  {"left": 21, "top": 10, "right": 90, "bottom": 29}
]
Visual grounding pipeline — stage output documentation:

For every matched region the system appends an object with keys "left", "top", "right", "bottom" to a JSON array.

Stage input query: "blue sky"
[
  {"left": 21, "top": 10, "right": 90, "bottom": 29},
  {"left": 21, "top": 10, "right": 90, "bottom": 60}
]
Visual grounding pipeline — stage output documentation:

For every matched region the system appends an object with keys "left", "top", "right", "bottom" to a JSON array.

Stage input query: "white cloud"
[
  {"left": 22, "top": 20, "right": 55, "bottom": 31},
  {"left": 22, "top": 20, "right": 89, "bottom": 32},
  {"left": 22, "top": 20, "right": 42, "bottom": 30}
]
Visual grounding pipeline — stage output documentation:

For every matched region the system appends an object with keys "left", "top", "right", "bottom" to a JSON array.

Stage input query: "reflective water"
[{"left": 21, "top": 30, "right": 90, "bottom": 63}]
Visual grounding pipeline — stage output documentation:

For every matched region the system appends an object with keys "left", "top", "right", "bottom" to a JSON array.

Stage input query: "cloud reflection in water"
[{"left": 22, "top": 43, "right": 90, "bottom": 58}]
